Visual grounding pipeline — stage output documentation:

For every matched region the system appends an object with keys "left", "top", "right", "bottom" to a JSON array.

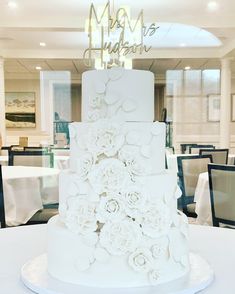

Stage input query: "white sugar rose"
[
  {"left": 76, "top": 153, "right": 94, "bottom": 179},
  {"left": 118, "top": 145, "right": 147, "bottom": 177},
  {"left": 63, "top": 196, "right": 97, "bottom": 235},
  {"left": 89, "top": 95, "right": 102, "bottom": 108},
  {"left": 87, "top": 120, "right": 124, "bottom": 157},
  {"left": 141, "top": 202, "right": 172, "bottom": 238},
  {"left": 151, "top": 237, "right": 170, "bottom": 263},
  {"left": 122, "top": 185, "right": 147, "bottom": 218},
  {"left": 128, "top": 248, "right": 153, "bottom": 273},
  {"left": 96, "top": 194, "right": 125, "bottom": 223},
  {"left": 88, "top": 158, "right": 131, "bottom": 194},
  {"left": 100, "top": 220, "right": 142, "bottom": 255}
]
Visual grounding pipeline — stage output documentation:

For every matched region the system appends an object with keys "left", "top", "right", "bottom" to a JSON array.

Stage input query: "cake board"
[{"left": 21, "top": 253, "right": 214, "bottom": 294}]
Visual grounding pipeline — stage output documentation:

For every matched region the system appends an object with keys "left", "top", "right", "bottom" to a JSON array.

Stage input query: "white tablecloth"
[
  {"left": 194, "top": 172, "right": 212, "bottom": 225},
  {"left": 54, "top": 156, "right": 69, "bottom": 170},
  {"left": 0, "top": 224, "right": 234, "bottom": 293},
  {"left": 0, "top": 155, "right": 69, "bottom": 170},
  {"left": 0, "top": 155, "right": 8, "bottom": 166},
  {"left": 2, "top": 166, "right": 60, "bottom": 226},
  {"left": 167, "top": 154, "right": 235, "bottom": 173}
]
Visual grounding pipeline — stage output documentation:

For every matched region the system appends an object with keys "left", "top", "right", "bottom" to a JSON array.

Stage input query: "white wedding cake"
[{"left": 47, "top": 68, "right": 190, "bottom": 288}]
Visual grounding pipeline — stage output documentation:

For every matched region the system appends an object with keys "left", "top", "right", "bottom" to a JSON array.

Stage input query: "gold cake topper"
[{"left": 83, "top": 1, "right": 159, "bottom": 68}]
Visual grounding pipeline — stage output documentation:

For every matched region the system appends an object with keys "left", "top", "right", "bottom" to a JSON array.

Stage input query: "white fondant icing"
[
  {"left": 48, "top": 69, "right": 190, "bottom": 289},
  {"left": 94, "top": 248, "right": 110, "bottom": 263},
  {"left": 108, "top": 67, "right": 125, "bottom": 81},
  {"left": 82, "top": 69, "right": 154, "bottom": 122},
  {"left": 122, "top": 99, "right": 137, "bottom": 112},
  {"left": 104, "top": 94, "right": 119, "bottom": 105}
]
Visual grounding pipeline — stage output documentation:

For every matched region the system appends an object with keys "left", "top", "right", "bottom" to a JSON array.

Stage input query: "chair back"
[
  {"left": 0, "top": 165, "right": 6, "bottom": 228},
  {"left": 200, "top": 149, "right": 229, "bottom": 164},
  {"left": 50, "top": 148, "right": 70, "bottom": 157},
  {"left": 189, "top": 145, "right": 215, "bottom": 154},
  {"left": 208, "top": 164, "right": 235, "bottom": 227},
  {"left": 8, "top": 151, "right": 54, "bottom": 168},
  {"left": 24, "top": 146, "right": 49, "bottom": 152},
  {"left": 1, "top": 146, "right": 11, "bottom": 156},
  {"left": 180, "top": 143, "right": 198, "bottom": 154},
  {"left": 177, "top": 155, "right": 212, "bottom": 215}
]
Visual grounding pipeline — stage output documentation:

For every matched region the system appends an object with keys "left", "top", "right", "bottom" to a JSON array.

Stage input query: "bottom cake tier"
[{"left": 48, "top": 211, "right": 189, "bottom": 288}]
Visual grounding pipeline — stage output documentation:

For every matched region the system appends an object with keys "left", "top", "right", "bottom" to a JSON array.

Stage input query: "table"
[
  {"left": 0, "top": 155, "right": 69, "bottom": 170},
  {"left": 166, "top": 154, "right": 235, "bottom": 173},
  {"left": 194, "top": 172, "right": 212, "bottom": 225},
  {"left": 2, "top": 166, "right": 60, "bottom": 226},
  {"left": 0, "top": 224, "right": 234, "bottom": 293},
  {"left": 54, "top": 156, "right": 69, "bottom": 170},
  {"left": 0, "top": 155, "right": 8, "bottom": 166}
]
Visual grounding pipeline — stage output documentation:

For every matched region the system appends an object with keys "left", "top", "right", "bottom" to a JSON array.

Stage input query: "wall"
[
  {"left": 165, "top": 70, "right": 235, "bottom": 153},
  {"left": 4, "top": 75, "right": 82, "bottom": 146}
]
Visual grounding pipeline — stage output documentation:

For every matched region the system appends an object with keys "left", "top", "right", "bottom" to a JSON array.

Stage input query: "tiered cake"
[{"left": 47, "top": 68, "right": 189, "bottom": 288}]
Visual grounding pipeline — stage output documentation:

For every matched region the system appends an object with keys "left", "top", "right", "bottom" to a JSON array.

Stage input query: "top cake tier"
[{"left": 82, "top": 68, "right": 154, "bottom": 122}]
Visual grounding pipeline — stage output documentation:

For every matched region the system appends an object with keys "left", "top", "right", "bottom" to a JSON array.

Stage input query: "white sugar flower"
[
  {"left": 128, "top": 248, "right": 153, "bottom": 273},
  {"left": 89, "top": 95, "right": 102, "bottom": 108},
  {"left": 88, "top": 158, "right": 131, "bottom": 194},
  {"left": 122, "top": 185, "right": 147, "bottom": 218},
  {"left": 100, "top": 220, "right": 142, "bottom": 255},
  {"left": 149, "top": 269, "right": 163, "bottom": 285},
  {"left": 118, "top": 145, "right": 147, "bottom": 177},
  {"left": 96, "top": 194, "right": 125, "bottom": 223},
  {"left": 87, "top": 110, "right": 102, "bottom": 122},
  {"left": 87, "top": 120, "right": 124, "bottom": 157},
  {"left": 151, "top": 237, "right": 169, "bottom": 263},
  {"left": 76, "top": 153, "right": 94, "bottom": 179},
  {"left": 63, "top": 196, "right": 97, "bottom": 235},
  {"left": 141, "top": 202, "right": 172, "bottom": 238}
]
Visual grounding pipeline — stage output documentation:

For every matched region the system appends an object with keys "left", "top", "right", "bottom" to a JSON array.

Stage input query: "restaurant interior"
[{"left": 0, "top": 0, "right": 235, "bottom": 293}]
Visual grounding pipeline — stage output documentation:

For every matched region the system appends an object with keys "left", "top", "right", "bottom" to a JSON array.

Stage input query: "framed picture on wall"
[
  {"left": 5, "top": 92, "right": 36, "bottom": 128},
  {"left": 207, "top": 94, "right": 220, "bottom": 122},
  {"left": 231, "top": 94, "right": 235, "bottom": 122}
]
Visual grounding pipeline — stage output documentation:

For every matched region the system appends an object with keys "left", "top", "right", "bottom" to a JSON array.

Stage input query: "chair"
[
  {"left": 0, "top": 165, "right": 6, "bottom": 228},
  {"left": 177, "top": 155, "right": 212, "bottom": 217},
  {"left": 50, "top": 147, "right": 70, "bottom": 156},
  {"left": 180, "top": 144, "right": 198, "bottom": 154},
  {"left": 208, "top": 164, "right": 235, "bottom": 227},
  {"left": 189, "top": 145, "right": 215, "bottom": 154},
  {"left": 26, "top": 205, "right": 58, "bottom": 224},
  {"left": 8, "top": 150, "right": 54, "bottom": 168},
  {"left": 1, "top": 146, "right": 11, "bottom": 156},
  {"left": 199, "top": 149, "right": 229, "bottom": 164},
  {"left": 24, "top": 146, "right": 49, "bottom": 152}
]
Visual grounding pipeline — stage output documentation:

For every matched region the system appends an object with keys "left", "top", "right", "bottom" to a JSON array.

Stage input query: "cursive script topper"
[{"left": 83, "top": 1, "right": 159, "bottom": 68}]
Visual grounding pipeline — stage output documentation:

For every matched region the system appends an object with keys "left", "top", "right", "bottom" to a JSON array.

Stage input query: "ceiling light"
[
  {"left": 207, "top": 1, "right": 219, "bottom": 11},
  {"left": 185, "top": 66, "right": 191, "bottom": 70},
  {"left": 8, "top": 1, "right": 17, "bottom": 8},
  {"left": 35, "top": 66, "right": 42, "bottom": 70},
  {"left": 39, "top": 42, "right": 46, "bottom": 47}
]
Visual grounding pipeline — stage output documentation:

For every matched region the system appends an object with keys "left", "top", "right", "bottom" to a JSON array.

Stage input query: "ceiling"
[
  {"left": 4, "top": 58, "right": 224, "bottom": 78},
  {"left": 0, "top": 0, "right": 235, "bottom": 60}
]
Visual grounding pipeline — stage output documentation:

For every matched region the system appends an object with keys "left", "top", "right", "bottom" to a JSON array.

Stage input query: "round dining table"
[
  {"left": 0, "top": 223, "right": 234, "bottom": 293},
  {"left": 2, "top": 166, "right": 60, "bottom": 226}
]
